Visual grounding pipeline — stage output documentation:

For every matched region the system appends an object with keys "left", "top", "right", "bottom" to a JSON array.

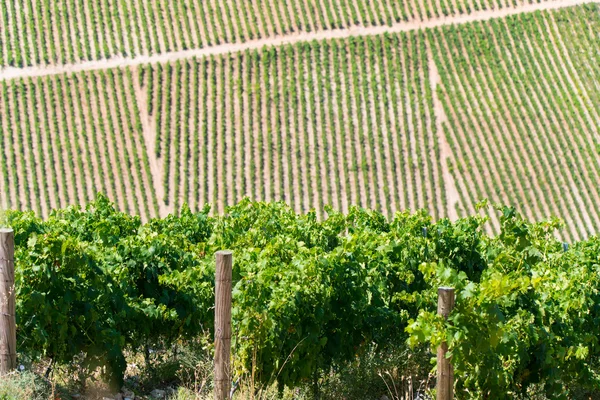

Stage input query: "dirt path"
[
  {"left": 1, "top": 0, "right": 597, "bottom": 81},
  {"left": 132, "top": 66, "right": 168, "bottom": 216}
]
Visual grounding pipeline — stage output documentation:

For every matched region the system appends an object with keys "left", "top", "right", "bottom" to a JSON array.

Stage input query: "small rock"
[
  {"left": 149, "top": 389, "right": 166, "bottom": 399},
  {"left": 380, "top": 396, "right": 390, "bottom": 400},
  {"left": 114, "top": 395, "right": 123, "bottom": 400},
  {"left": 165, "top": 387, "right": 176, "bottom": 395}
]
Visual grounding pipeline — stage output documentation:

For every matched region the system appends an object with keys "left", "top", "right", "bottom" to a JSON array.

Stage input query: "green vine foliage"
[{"left": 4, "top": 196, "right": 600, "bottom": 397}]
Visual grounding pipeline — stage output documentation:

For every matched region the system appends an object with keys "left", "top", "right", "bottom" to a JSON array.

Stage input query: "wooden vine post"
[
  {"left": 214, "top": 250, "right": 233, "bottom": 400},
  {"left": 437, "top": 287, "right": 455, "bottom": 400},
  {"left": 0, "top": 228, "right": 16, "bottom": 375}
]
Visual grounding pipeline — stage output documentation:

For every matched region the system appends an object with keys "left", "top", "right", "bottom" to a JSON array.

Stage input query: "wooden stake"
[
  {"left": 0, "top": 228, "right": 16, "bottom": 375},
  {"left": 215, "top": 250, "right": 232, "bottom": 400},
  {"left": 437, "top": 287, "right": 455, "bottom": 400}
]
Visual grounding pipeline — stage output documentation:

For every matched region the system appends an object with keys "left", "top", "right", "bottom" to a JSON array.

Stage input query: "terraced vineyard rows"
[
  {"left": 0, "top": 0, "right": 557, "bottom": 68},
  {"left": 0, "top": 32, "right": 444, "bottom": 220},
  {"left": 0, "top": 3, "right": 598, "bottom": 241},
  {"left": 141, "top": 33, "right": 445, "bottom": 217},
  {"left": 432, "top": 3, "right": 600, "bottom": 240},
  {"left": 0, "top": 70, "right": 159, "bottom": 219}
]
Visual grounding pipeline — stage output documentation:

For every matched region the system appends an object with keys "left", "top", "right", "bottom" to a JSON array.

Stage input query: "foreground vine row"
[{"left": 3, "top": 197, "right": 600, "bottom": 398}]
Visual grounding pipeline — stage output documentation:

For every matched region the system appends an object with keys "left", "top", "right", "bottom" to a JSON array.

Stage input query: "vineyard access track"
[{"left": 0, "top": 0, "right": 598, "bottom": 81}]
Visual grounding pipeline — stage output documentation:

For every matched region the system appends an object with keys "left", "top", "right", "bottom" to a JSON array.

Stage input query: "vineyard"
[
  {"left": 0, "top": 3, "right": 599, "bottom": 243},
  {"left": 0, "top": 69, "right": 159, "bottom": 219},
  {"left": 3, "top": 197, "right": 600, "bottom": 398},
  {"left": 140, "top": 33, "right": 445, "bottom": 219},
  {"left": 0, "top": 0, "right": 558, "bottom": 68},
  {"left": 1, "top": 0, "right": 600, "bottom": 398},
  {"left": 431, "top": 4, "right": 600, "bottom": 240},
  {"left": 0, "top": 30, "right": 446, "bottom": 221}
]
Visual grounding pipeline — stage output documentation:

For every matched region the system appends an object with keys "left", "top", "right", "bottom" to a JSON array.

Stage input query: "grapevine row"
[
  {"left": 0, "top": 70, "right": 158, "bottom": 219},
  {"left": 139, "top": 34, "right": 443, "bottom": 218},
  {"left": 0, "top": 0, "right": 557, "bottom": 67}
]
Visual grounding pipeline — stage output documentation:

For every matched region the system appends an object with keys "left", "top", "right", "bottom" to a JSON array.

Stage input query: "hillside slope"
[
  {"left": 0, "top": 0, "right": 565, "bottom": 68},
  {"left": 0, "top": 2, "right": 598, "bottom": 241}
]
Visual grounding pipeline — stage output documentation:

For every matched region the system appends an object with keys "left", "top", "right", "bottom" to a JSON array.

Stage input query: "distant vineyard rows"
[
  {"left": 0, "top": 0, "right": 553, "bottom": 67},
  {"left": 0, "top": 4, "right": 598, "bottom": 241},
  {"left": 433, "top": 4, "right": 600, "bottom": 239},
  {"left": 0, "top": 32, "right": 445, "bottom": 221}
]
